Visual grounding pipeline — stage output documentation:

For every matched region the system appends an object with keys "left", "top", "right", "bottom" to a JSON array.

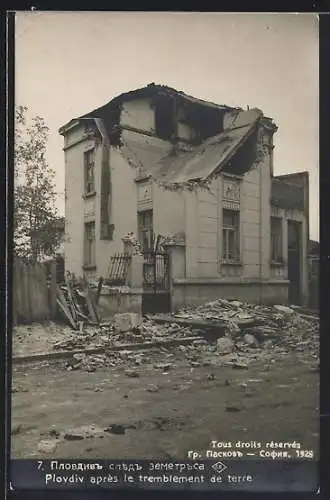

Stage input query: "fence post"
[
  {"left": 129, "top": 253, "right": 144, "bottom": 289},
  {"left": 50, "top": 259, "right": 57, "bottom": 319},
  {"left": 163, "top": 242, "right": 186, "bottom": 313}
]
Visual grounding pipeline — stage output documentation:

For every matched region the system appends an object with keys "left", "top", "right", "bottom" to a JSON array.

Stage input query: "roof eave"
[{"left": 58, "top": 119, "right": 81, "bottom": 136}]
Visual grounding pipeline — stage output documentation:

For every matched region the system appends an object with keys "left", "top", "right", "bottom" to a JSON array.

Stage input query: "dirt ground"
[
  {"left": 13, "top": 322, "right": 86, "bottom": 357},
  {"left": 11, "top": 349, "right": 319, "bottom": 461}
]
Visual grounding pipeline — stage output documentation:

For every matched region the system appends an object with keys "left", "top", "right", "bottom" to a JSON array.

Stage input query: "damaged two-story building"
[{"left": 59, "top": 83, "right": 309, "bottom": 311}]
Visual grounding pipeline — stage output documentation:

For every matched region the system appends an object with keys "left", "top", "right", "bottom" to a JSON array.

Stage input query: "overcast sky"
[{"left": 15, "top": 11, "right": 319, "bottom": 240}]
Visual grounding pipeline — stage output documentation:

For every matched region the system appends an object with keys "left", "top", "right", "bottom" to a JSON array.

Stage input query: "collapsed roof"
[
  {"left": 121, "top": 108, "right": 266, "bottom": 185},
  {"left": 59, "top": 83, "right": 277, "bottom": 186}
]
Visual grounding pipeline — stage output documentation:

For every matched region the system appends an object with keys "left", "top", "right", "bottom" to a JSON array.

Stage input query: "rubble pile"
[
  {"left": 15, "top": 293, "right": 318, "bottom": 375},
  {"left": 63, "top": 347, "right": 177, "bottom": 373},
  {"left": 173, "top": 299, "right": 319, "bottom": 358},
  {"left": 54, "top": 299, "right": 319, "bottom": 373},
  {"left": 52, "top": 318, "right": 199, "bottom": 352},
  {"left": 56, "top": 273, "right": 101, "bottom": 330}
]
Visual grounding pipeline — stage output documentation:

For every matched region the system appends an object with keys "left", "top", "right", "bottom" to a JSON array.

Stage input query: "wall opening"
[{"left": 155, "top": 98, "right": 176, "bottom": 141}]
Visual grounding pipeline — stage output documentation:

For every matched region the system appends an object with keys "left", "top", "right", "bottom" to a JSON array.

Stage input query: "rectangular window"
[
  {"left": 222, "top": 209, "right": 240, "bottom": 261},
  {"left": 138, "top": 210, "right": 153, "bottom": 251},
  {"left": 84, "top": 149, "right": 95, "bottom": 194},
  {"left": 84, "top": 221, "right": 95, "bottom": 266},
  {"left": 271, "top": 217, "right": 283, "bottom": 262}
]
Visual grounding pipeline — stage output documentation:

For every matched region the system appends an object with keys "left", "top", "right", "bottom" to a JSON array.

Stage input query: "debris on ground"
[
  {"left": 104, "top": 424, "right": 126, "bottom": 435},
  {"left": 37, "top": 440, "right": 58, "bottom": 454},
  {"left": 124, "top": 369, "right": 140, "bottom": 378},
  {"left": 56, "top": 273, "right": 101, "bottom": 330},
  {"left": 151, "top": 299, "right": 319, "bottom": 360},
  {"left": 146, "top": 384, "right": 160, "bottom": 393},
  {"left": 63, "top": 425, "right": 103, "bottom": 441},
  {"left": 216, "top": 337, "right": 234, "bottom": 354},
  {"left": 114, "top": 313, "right": 142, "bottom": 333},
  {"left": 13, "top": 298, "right": 319, "bottom": 374}
]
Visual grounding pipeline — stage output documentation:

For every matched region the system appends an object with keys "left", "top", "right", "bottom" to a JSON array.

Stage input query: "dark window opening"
[
  {"left": 155, "top": 98, "right": 176, "bottom": 141},
  {"left": 187, "top": 106, "right": 225, "bottom": 144}
]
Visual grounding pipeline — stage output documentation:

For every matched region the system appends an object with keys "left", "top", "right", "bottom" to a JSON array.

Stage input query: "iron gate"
[{"left": 142, "top": 250, "right": 171, "bottom": 315}]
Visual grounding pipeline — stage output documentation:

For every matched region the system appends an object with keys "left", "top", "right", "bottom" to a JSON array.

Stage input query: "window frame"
[
  {"left": 84, "top": 221, "right": 96, "bottom": 267},
  {"left": 84, "top": 148, "right": 95, "bottom": 195},
  {"left": 222, "top": 208, "right": 240, "bottom": 262},
  {"left": 138, "top": 210, "right": 154, "bottom": 252}
]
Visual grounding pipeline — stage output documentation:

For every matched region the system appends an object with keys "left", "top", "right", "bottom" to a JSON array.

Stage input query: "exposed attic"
[
  {"left": 150, "top": 84, "right": 230, "bottom": 144},
  {"left": 59, "top": 84, "right": 278, "bottom": 189},
  {"left": 59, "top": 83, "right": 235, "bottom": 147}
]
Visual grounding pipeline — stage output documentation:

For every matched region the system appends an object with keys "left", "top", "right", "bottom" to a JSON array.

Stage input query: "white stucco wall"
[
  {"left": 64, "top": 124, "right": 100, "bottom": 278},
  {"left": 182, "top": 145, "right": 276, "bottom": 282},
  {"left": 96, "top": 147, "right": 138, "bottom": 278},
  {"left": 152, "top": 184, "right": 185, "bottom": 237},
  {"left": 120, "top": 99, "right": 155, "bottom": 134},
  {"left": 241, "top": 166, "right": 262, "bottom": 279},
  {"left": 63, "top": 124, "right": 139, "bottom": 280},
  {"left": 195, "top": 179, "right": 219, "bottom": 278}
]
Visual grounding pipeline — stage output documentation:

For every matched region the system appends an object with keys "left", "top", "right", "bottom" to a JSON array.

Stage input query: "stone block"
[{"left": 113, "top": 312, "right": 142, "bottom": 333}]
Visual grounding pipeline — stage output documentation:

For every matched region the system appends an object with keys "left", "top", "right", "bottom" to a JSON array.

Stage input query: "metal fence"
[
  {"left": 107, "top": 253, "right": 132, "bottom": 286},
  {"left": 143, "top": 250, "right": 169, "bottom": 291}
]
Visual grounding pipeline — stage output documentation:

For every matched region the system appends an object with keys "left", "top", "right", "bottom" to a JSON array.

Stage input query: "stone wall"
[{"left": 97, "top": 287, "right": 142, "bottom": 321}]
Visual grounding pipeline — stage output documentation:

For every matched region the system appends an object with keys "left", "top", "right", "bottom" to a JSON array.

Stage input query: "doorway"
[{"left": 287, "top": 220, "right": 302, "bottom": 305}]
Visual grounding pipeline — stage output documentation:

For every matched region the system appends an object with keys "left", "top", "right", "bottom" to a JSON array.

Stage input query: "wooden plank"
[
  {"left": 50, "top": 260, "right": 57, "bottom": 319},
  {"left": 85, "top": 287, "right": 99, "bottom": 324},
  {"left": 29, "top": 264, "right": 39, "bottom": 321},
  {"left": 39, "top": 263, "right": 50, "bottom": 320},
  {"left": 22, "top": 262, "right": 32, "bottom": 323},
  {"left": 56, "top": 286, "right": 77, "bottom": 329},
  {"left": 73, "top": 292, "right": 87, "bottom": 318},
  {"left": 56, "top": 298, "right": 77, "bottom": 330},
  {"left": 33, "top": 263, "right": 50, "bottom": 321},
  {"left": 64, "top": 273, "right": 78, "bottom": 322}
]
